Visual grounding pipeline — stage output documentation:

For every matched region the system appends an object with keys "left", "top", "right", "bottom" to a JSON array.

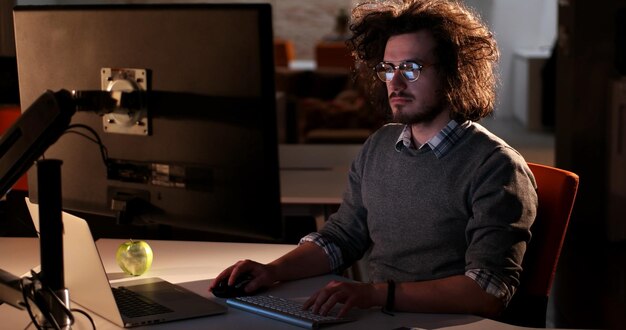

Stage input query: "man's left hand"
[{"left": 302, "top": 280, "right": 387, "bottom": 317}]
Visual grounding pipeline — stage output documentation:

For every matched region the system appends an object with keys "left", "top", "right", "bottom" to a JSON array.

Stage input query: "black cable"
[
  {"left": 62, "top": 130, "right": 100, "bottom": 147},
  {"left": 43, "top": 286, "right": 75, "bottom": 326},
  {"left": 27, "top": 271, "right": 61, "bottom": 330},
  {"left": 63, "top": 124, "right": 109, "bottom": 165},
  {"left": 71, "top": 308, "right": 97, "bottom": 330},
  {"left": 19, "top": 276, "right": 44, "bottom": 330},
  {"left": 18, "top": 270, "right": 96, "bottom": 330}
]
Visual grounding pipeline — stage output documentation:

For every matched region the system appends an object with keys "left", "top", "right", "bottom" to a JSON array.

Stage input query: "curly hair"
[{"left": 347, "top": 0, "right": 499, "bottom": 122}]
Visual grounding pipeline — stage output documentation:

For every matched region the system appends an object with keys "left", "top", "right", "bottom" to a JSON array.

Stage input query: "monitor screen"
[{"left": 14, "top": 3, "right": 283, "bottom": 242}]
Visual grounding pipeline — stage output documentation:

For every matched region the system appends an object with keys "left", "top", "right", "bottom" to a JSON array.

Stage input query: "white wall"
[{"left": 466, "top": 0, "right": 557, "bottom": 120}]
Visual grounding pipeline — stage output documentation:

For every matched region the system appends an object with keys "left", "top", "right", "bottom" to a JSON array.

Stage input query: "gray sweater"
[{"left": 319, "top": 123, "right": 538, "bottom": 289}]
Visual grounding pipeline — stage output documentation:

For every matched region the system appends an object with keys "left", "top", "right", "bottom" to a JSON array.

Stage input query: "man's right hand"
[
  {"left": 209, "top": 259, "right": 278, "bottom": 294},
  {"left": 209, "top": 242, "right": 331, "bottom": 295}
]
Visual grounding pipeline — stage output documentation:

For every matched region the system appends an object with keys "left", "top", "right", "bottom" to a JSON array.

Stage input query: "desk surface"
[
  {"left": 278, "top": 144, "right": 361, "bottom": 171},
  {"left": 278, "top": 144, "right": 360, "bottom": 206},
  {"left": 0, "top": 237, "right": 557, "bottom": 330},
  {"left": 280, "top": 169, "right": 347, "bottom": 205}
]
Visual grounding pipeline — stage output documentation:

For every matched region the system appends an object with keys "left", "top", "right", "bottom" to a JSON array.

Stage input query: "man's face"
[{"left": 383, "top": 31, "right": 446, "bottom": 124}]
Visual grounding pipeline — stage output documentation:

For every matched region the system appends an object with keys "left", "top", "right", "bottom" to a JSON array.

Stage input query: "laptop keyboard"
[
  {"left": 227, "top": 295, "right": 354, "bottom": 329},
  {"left": 112, "top": 286, "right": 174, "bottom": 318}
]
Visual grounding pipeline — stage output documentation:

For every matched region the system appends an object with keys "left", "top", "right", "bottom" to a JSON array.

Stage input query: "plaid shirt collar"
[{"left": 395, "top": 120, "right": 471, "bottom": 158}]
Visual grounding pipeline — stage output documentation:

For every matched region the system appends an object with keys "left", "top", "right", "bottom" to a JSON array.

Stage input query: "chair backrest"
[
  {"left": 522, "top": 162, "right": 579, "bottom": 296},
  {"left": 315, "top": 41, "right": 353, "bottom": 69},
  {"left": 500, "top": 162, "right": 579, "bottom": 327},
  {"left": 274, "top": 39, "right": 295, "bottom": 67},
  {"left": 0, "top": 105, "right": 28, "bottom": 192}
]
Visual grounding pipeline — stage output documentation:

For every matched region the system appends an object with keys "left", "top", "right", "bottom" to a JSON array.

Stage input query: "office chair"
[
  {"left": 314, "top": 41, "right": 353, "bottom": 69},
  {"left": 0, "top": 105, "right": 28, "bottom": 191},
  {"left": 499, "top": 162, "right": 579, "bottom": 327},
  {"left": 274, "top": 39, "right": 295, "bottom": 67}
]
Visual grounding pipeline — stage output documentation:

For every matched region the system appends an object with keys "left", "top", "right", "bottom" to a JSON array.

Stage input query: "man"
[{"left": 210, "top": 0, "right": 537, "bottom": 318}]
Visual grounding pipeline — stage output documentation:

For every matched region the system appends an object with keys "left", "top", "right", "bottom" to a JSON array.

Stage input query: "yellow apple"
[{"left": 115, "top": 239, "right": 153, "bottom": 276}]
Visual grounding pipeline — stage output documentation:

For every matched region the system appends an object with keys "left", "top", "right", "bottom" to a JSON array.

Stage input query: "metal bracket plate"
[{"left": 100, "top": 68, "right": 149, "bottom": 136}]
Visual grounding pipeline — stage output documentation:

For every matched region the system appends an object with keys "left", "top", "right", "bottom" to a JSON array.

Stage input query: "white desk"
[
  {"left": 0, "top": 237, "right": 547, "bottom": 330},
  {"left": 279, "top": 144, "right": 361, "bottom": 229},
  {"left": 278, "top": 144, "right": 361, "bottom": 171},
  {"left": 280, "top": 169, "right": 347, "bottom": 230},
  {"left": 280, "top": 169, "right": 347, "bottom": 205}
]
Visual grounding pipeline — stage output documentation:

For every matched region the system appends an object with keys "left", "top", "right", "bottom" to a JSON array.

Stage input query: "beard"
[
  {"left": 390, "top": 96, "right": 446, "bottom": 125},
  {"left": 388, "top": 88, "right": 448, "bottom": 124},
  {"left": 391, "top": 104, "right": 444, "bottom": 124}
]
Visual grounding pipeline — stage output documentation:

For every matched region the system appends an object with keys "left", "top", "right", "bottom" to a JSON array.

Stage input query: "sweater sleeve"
[
  {"left": 316, "top": 135, "right": 376, "bottom": 270},
  {"left": 464, "top": 145, "right": 538, "bottom": 292}
]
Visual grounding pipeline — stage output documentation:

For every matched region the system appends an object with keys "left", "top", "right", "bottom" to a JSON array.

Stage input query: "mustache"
[{"left": 389, "top": 91, "right": 414, "bottom": 99}]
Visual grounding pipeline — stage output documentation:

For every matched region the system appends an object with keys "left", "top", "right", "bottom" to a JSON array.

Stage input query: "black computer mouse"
[{"left": 211, "top": 273, "right": 253, "bottom": 298}]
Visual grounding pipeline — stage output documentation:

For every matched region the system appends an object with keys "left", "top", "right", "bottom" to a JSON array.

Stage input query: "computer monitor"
[{"left": 13, "top": 3, "right": 284, "bottom": 242}]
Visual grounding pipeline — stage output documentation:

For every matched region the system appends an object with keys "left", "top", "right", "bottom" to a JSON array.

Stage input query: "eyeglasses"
[{"left": 374, "top": 61, "right": 430, "bottom": 82}]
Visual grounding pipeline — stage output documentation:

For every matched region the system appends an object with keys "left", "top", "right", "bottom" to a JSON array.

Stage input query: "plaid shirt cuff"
[
  {"left": 299, "top": 232, "right": 343, "bottom": 273},
  {"left": 465, "top": 269, "right": 515, "bottom": 306}
]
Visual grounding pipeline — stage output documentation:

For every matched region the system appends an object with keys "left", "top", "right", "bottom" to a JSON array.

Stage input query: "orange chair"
[
  {"left": 314, "top": 41, "right": 353, "bottom": 70},
  {"left": 274, "top": 39, "right": 296, "bottom": 67},
  {"left": 499, "top": 162, "right": 579, "bottom": 327},
  {"left": 0, "top": 105, "right": 28, "bottom": 192}
]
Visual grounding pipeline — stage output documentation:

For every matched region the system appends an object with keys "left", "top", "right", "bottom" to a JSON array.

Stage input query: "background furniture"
[
  {"left": 314, "top": 41, "right": 353, "bottom": 70},
  {"left": 0, "top": 105, "right": 27, "bottom": 192},
  {"left": 279, "top": 144, "right": 360, "bottom": 230},
  {"left": 274, "top": 39, "right": 296, "bottom": 68},
  {"left": 498, "top": 163, "right": 579, "bottom": 327}
]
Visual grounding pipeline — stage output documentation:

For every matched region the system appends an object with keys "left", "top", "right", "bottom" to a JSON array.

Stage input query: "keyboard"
[
  {"left": 227, "top": 295, "right": 355, "bottom": 329},
  {"left": 112, "top": 286, "right": 173, "bottom": 318}
]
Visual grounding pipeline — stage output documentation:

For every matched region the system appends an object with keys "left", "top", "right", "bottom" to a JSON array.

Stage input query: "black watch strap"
[{"left": 383, "top": 279, "right": 395, "bottom": 316}]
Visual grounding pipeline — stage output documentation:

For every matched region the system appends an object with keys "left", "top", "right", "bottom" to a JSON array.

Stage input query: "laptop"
[{"left": 26, "top": 198, "right": 227, "bottom": 327}]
